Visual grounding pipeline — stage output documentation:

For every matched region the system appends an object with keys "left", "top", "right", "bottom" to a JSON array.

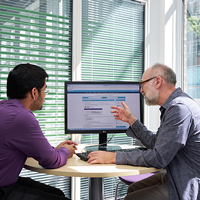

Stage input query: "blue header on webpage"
[{"left": 67, "top": 89, "right": 139, "bottom": 93}]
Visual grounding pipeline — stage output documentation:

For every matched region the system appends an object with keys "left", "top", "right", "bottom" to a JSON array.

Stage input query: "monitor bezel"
[{"left": 64, "top": 81, "right": 144, "bottom": 134}]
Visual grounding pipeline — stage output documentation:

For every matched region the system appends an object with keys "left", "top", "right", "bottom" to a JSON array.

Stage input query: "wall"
[{"left": 145, "top": 0, "right": 183, "bottom": 132}]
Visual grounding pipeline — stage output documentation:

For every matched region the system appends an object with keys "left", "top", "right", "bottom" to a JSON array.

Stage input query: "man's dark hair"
[{"left": 7, "top": 63, "right": 49, "bottom": 99}]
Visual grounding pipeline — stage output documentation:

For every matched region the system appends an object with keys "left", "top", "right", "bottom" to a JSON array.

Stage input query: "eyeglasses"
[
  {"left": 139, "top": 77, "right": 157, "bottom": 88},
  {"left": 44, "top": 89, "right": 49, "bottom": 95}
]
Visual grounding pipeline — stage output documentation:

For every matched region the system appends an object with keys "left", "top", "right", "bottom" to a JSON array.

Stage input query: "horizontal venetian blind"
[
  {"left": 81, "top": 0, "right": 145, "bottom": 199},
  {"left": 81, "top": 0, "right": 144, "bottom": 81},
  {"left": 0, "top": 0, "right": 72, "bottom": 197}
]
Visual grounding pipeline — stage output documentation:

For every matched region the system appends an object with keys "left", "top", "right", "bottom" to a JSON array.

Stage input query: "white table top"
[{"left": 24, "top": 145, "right": 159, "bottom": 178}]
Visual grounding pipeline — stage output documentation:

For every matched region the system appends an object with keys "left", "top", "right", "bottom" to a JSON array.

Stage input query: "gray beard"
[{"left": 144, "top": 90, "right": 159, "bottom": 106}]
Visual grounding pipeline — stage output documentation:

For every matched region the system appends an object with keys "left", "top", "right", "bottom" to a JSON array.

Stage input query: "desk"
[{"left": 24, "top": 146, "right": 159, "bottom": 200}]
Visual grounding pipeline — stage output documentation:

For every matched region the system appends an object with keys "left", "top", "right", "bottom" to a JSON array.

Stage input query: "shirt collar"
[
  {"left": 7, "top": 98, "right": 26, "bottom": 109},
  {"left": 159, "top": 87, "right": 183, "bottom": 114}
]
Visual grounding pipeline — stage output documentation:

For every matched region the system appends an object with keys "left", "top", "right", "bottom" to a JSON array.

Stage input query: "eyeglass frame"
[
  {"left": 31, "top": 87, "right": 49, "bottom": 95},
  {"left": 139, "top": 76, "right": 157, "bottom": 88},
  {"left": 44, "top": 89, "right": 49, "bottom": 95}
]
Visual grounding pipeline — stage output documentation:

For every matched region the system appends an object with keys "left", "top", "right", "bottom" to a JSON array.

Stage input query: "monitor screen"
[{"left": 65, "top": 81, "right": 143, "bottom": 135}]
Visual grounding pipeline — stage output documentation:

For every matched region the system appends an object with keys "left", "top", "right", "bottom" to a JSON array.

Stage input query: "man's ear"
[
  {"left": 155, "top": 76, "right": 163, "bottom": 89},
  {"left": 30, "top": 87, "right": 38, "bottom": 100}
]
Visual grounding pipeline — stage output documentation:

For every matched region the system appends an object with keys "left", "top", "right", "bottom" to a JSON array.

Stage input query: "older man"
[{"left": 87, "top": 63, "right": 200, "bottom": 200}]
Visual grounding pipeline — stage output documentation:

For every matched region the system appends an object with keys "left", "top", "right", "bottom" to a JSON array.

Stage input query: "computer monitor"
[{"left": 65, "top": 81, "right": 143, "bottom": 150}]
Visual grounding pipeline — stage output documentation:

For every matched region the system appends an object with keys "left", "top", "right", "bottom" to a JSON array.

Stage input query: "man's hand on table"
[
  {"left": 87, "top": 151, "right": 116, "bottom": 164},
  {"left": 55, "top": 140, "right": 78, "bottom": 158}
]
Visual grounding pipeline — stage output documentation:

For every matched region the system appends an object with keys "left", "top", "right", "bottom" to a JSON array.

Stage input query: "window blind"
[
  {"left": 0, "top": 0, "right": 72, "bottom": 197},
  {"left": 81, "top": 0, "right": 145, "bottom": 199}
]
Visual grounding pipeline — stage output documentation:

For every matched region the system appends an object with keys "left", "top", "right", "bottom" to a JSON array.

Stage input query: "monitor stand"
[{"left": 85, "top": 133, "right": 121, "bottom": 151}]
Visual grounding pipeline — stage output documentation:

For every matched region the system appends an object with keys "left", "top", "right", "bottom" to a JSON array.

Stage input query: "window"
[
  {"left": 186, "top": 0, "right": 200, "bottom": 98},
  {"left": 0, "top": 0, "right": 72, "bottom": 197},
  {"left": 80, "top": 0, "right": 145, "bottom": 199}
]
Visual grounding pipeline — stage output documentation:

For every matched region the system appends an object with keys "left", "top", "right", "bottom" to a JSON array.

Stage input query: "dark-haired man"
[
  {"left": 87, "top": 63, "right": 200, "bottom": 200},
  {"left": 0, "top": 63, "right": 77, "bottom": 200}
]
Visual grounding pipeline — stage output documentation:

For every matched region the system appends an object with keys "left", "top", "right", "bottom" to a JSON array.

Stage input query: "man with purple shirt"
[{"left": 0, "top": 63, "right": 77, "bottom": 200}]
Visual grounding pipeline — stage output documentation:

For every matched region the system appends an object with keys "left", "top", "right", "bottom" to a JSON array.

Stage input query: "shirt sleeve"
[
  {"left": 116, "top": 103, "right": 192, "bottom": 168},
  {"left": 6, "top": 109, "right": 69, "bottom": 169},
  {"left": 126, "top": 120, "right": 157, "bottom": 149}
]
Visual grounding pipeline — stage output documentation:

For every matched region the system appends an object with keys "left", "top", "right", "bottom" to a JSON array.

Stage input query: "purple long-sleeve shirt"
[{"left": 0, "top": 99, "right": 69, "bottom": 187}]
